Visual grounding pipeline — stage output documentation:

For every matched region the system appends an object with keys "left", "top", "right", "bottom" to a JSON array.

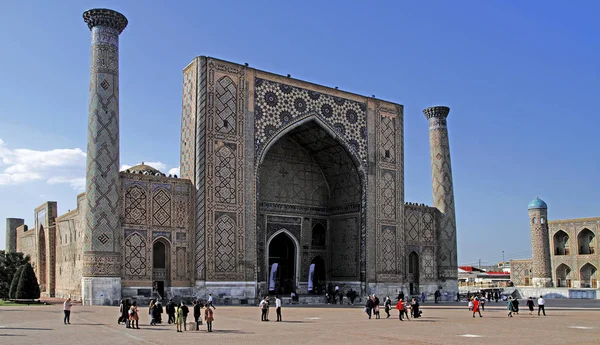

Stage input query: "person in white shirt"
[
  {"left": 537, "top": 296, "right": 546, "bottom": 316},
  {"left": 259, "top": 297, "right": 268, "bottom": 321},
  {"left": 208, "top": 293, "right": 216, "bottom": 309},
  {"left": 275, "top": 296, "right": 282, "bottom": 322}
]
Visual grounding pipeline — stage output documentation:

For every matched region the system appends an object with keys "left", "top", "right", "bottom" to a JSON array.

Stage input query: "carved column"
[
  {"left": 423, "top": 106, "right": 458, "bottom": 291},
  {"left": 81, "top": 8, "right": 128, "bottom": 305}
]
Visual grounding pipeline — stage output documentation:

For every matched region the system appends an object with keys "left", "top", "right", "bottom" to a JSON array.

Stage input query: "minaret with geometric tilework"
[
  {"left": 423, "top": 106, "right": 458, "bottom": 294},
  {"left": 528, "top": 196, "right": 553, "bottom": 287},
  {"left": 81, "top": 8, "right": 128, "bottom": 305}
]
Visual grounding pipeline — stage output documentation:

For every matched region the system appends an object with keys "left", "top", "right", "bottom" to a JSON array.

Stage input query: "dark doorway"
[
  {"left": 408, "top": 251, "right": 419, "bottom": 294},
  {"left": 310, "top": 255, "right": 326, "bottom": 294},
  {"left": 152, "top": 240, "right": 169, "bottom": 282},
  {"left": 268, "top": 232, "right": 296, "bottom": 294},
  {"left": 153, "top": 281, "right": 165, "bottom": 299}
]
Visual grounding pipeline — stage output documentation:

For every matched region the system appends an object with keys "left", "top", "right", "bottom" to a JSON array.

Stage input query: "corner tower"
[
  {"left": 423, "top": 106, "right": 458, "bottom": 290},
  {"left": 528, "top": 196, "right": 552, "bottom": 287},
  {"left": 82, "top": 8, "right": 128, "bottom": 305}
]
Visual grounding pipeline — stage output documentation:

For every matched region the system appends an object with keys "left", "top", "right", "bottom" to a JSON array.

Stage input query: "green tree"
[
  {"left": 0, "top": 251, "right": 30, "bottom": 299},
  {"left": 9, "top": 265, "right": 25, "bottom": 299},
  {"left": 15, "top": 263, "right": 40, "bottom": 300}
]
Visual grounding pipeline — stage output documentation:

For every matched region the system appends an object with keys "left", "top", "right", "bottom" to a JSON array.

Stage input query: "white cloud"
[
  {"left": 0, "top": 138, "right": 179, "bottom": 192},
  {"left": 0, "top": 139, "right": 86, "bottom": 191}
]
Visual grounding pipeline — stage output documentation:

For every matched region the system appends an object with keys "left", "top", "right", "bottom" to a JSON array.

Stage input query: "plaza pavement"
[{"left": 1, "top": 302, "right": 599, "bottom": 345}]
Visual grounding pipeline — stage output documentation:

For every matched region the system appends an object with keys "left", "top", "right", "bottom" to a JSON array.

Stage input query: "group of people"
[
  {"left": 258, "top": 295, "right": 282, "bottom": 322},
  {"left": 117, "top": 297, "right": 215, "bottom": 332},
  {"left": 364, "top": 294, "right": 422, "bottom": 321},
  {"left": 508, "top": 296, "right": 546, "bottom": 317}
]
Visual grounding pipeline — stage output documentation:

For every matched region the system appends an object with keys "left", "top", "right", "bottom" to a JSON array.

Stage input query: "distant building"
[
  {"left": 458, "top": 266, "right": 510, "bottom": 291},
  {"left": 510, "top": 197, "right": 600, "bottom": 298}
]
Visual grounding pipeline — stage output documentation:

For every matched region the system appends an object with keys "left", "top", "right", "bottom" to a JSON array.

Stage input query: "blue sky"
[{"left": 0, "top": 0, "right": 598, "bottom": 266}]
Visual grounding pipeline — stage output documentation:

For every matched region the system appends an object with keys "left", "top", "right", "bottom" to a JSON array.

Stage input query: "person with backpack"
[{"left": 129, "top": 302, "right": 139, "bottom": 329}]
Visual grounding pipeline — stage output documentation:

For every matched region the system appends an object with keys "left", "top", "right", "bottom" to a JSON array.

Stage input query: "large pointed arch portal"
[{"left": 257, "top": 118, "right": 364, "bottom": 294}]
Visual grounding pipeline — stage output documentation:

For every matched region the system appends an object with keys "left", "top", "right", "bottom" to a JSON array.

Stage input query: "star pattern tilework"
[{"left": 254, "top": 78, "right": 367, "bottom": 166}]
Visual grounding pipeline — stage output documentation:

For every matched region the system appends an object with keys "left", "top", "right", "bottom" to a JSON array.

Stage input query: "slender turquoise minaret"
[
  {"left": 529, "top": 197, "right": 553, "bottom": 287},
  {"left": 81, "top": 8, "right": 128, "bottom": 305}
]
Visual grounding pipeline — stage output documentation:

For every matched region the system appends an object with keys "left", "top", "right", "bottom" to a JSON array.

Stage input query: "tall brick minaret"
[
  {"left": 81, "top": 8, "right": 128, "bottom": 305},
  {"left": 528, "top": 196, "right": 552, "bottom": 287},
  {"left": 424, "top": 106, "right": 458, "bottom": 295}
]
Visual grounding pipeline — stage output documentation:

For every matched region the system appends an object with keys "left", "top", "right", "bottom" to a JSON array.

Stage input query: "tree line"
[{"left": 0, "top": 251, "right": 41, "bottom": 300}]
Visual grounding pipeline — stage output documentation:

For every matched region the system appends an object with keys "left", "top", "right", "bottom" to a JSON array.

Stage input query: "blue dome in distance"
[{"left": 528, "top": 196, "right": 547, "bottom": 210}]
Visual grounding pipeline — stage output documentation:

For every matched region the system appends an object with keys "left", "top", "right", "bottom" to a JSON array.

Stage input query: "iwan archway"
[{"left": 257, "top": 118, "right": 364, "bottom": 294}]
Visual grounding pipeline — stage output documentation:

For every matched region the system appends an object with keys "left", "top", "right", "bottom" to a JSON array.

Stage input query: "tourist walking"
[
  {"left": 480, "top": 296, "right": 486, "bottom": 311},
  {"left": 507, "top": 297, "right": 514, "bottom": 317},
  {"left": 527, "top": 297, "right": 535, "bottom": 315},
  {"left": 181, "top": 302, "right": 189, "bottom": 330},
  {"left": 175, "top": 303, "right": 184, "bottom": 332},
  {"left": 129, "top": 302, "right": 139, "bottom": 329},
  {"left": 395, "top": 299, "right": 405, "bottom": 321},
  {"left": 411, "top": 298, "right": 421, "bottom": 318},
  {"left": 194, "top": 300, "right": 202, "bottom": 330},
  {"left": 512, "top": 298, "right": 520, "bottom": 315},
  {"left": 119, "top": 299, "right": 129, "bottom": 326},
  {"left": 468, "top": 297, "right": 474, "bottom": 311},
  {"left": 155, "top": 301, "right": 163, "bottom": 324},
  {"left": 537, "top": 296, "right": 546, "bottom": 316},
  {"left": 384, "top": 296, "right": 391, "bottom": 318},
  {"left": 204, "top": 304, "right": 214, "bottom": 332},
  {"left": 63, "top": 298, "right": 72, "bottom": 324},
  {"left": 149, "top": 301, "right": 157, "bottom": 326},
  {"left": 275, "top": 296, "right": 282, "bottom": 322},
  {"left": 421, "top": 292, "right": 426, "bottom": 303},
  {"left": 472, "top": 297, "right": 482, "bottom": 318},
  {"left": 208, "top": 293, "right": 216, "bottom": 309},
  {"left": 166, "top": 299, "right": 175, "bottom": 324},
  {"left": 365, "top": 296, "right": 374, "bottom": 319},
  {"left": 434, "top": 290, "right": 441, "bottom": 303},
  {"left": 373, "top": 295, "right": 381, "bottom": 319}
]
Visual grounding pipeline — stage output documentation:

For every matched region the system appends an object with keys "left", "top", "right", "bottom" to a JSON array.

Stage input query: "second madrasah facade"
[
  {"left": 511, "top": 197, "right": 600, "bottom": 298},
  {"left": 5, "top": 8, "right": 459, "bottom": 305}
]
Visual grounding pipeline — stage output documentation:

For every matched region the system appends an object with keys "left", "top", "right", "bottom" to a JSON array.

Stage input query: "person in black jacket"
[
  {"left": 193, "top": 300, "right": 202, "bottom": 330},
  {"left": 365, "top": 296, "right": 374, "bottom": 319},
  {"left": 166, "top": 299, "right": 176, "bottom": 324},
  {"left": 181, "top": 302, "right": 190, "bottom": 331}
]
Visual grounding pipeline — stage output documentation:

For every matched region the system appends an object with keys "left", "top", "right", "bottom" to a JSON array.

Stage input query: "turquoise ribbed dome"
[{"left": 528, "top": 196, "right": 547, "bottom": 210}]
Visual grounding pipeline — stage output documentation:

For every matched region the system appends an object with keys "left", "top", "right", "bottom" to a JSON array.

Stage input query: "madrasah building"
[
  {"left": 5, "top": 8, "right": 459, "bottom": 305},
  {"left": 510, "top": 197, "right": 600, "bottom": 299}
]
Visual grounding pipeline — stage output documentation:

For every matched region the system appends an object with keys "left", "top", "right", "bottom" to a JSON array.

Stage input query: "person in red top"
[
  {"left": 472, "top": 297, "right": 482, "bottom": 318},
  {"left": 395, "top": 299, "right": 405, "bottom": 321}
]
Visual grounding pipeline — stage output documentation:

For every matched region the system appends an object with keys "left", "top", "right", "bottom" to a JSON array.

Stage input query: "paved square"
[{"left": 1, "top": 303, "right": 599, "bottom": 344}]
